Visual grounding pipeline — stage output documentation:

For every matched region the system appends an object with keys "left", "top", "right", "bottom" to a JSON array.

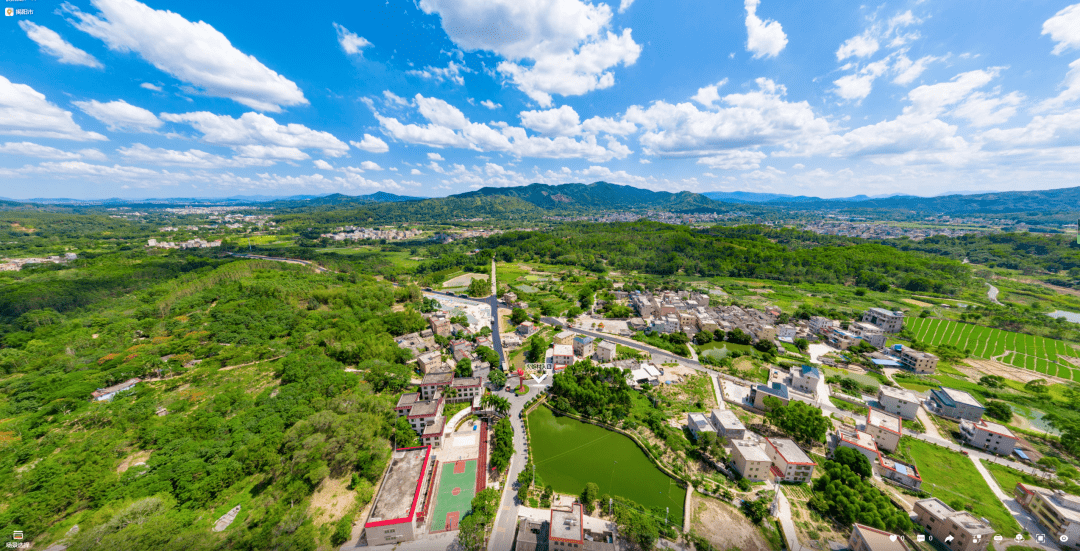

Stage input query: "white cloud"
[
  {"left": 892, "top": 53, "right": 939, "bottom": 86},
  {"left": 382, "top": 91, "right": 410, "bottom": 107},
  {"left": 952, "top": 91, "right": 1024, "bottom": 127},
  {"left": 833, "top": 58, "right": 891, "bottom": 101},
  {"left": 333, "top": 22, "right": 372, "bottom": 55},
  {"left": 1043, "top": 4, "right": 1080, "bottom": 55},
  {"left": 480, "top": 100, "right": 501, "bottom": 110},
  {"left": 618, "top": 0, "right": 634, "bottom": 14},
  {"left": 361, "top": 160, "right": 383, "bottom": 171},
  {"left": 18, "top": 21, "right": 102, "bottom": 68},
  {"left": 73, "top": 99, "right": 162, "bottom": 132},
  {"left": 906, "top": 69, "right": 1001, "bottom": 116},
  {"left": 66, "top": 0, "right": 307, "bottom": 112},
  {"left": 691, "top": 79, "right": 728, "bottom": 107},
  {"left": 161, "top": 111, "right": 349, "bottom": 156},
  {"left": 118, "top": 143, "right": 272, "bottom": 167},
  {"left": 140, "top": 82, "right": 163, "bottom": 91},
  {"left": 233, "top": 145, "right": 310, "bottom": 160},
  {"left": 792, "top": 163, "right": 805, "bottom": 169},
  {"left": 0, "top": 141, "right": 103, "bottom": 160},
  {"left": 407, "top": 61, "right": 468, "bottom": 86},
  {"left": 519, "top": 105, "right": 581, "bottom": 136},
  {"left": 696, "top": 150, "right": 767, "bottom": 170},
  {"left": 22, "top": 160, "right": 185, "bottom": 182},
  {"left": 625, "top": 78, "right": 831, "bottom": 158},
  {"left": 411, "top": 168, "right": 423, "bottom": 175},
  {"left": 427, "top": 152, "right": 444, "bottom": 161},
  {"left": 980, "top": 108, "right": 1080, "bottom": 146},
  {"left": 744, "top": 0, "right": 787, "bottom": 59},
  {"left": 419, "top": 0, "right": 641, "bottom": 106},
  {"left": 837, "top": 31, "right": 879, "bottom": 61},
  {"left": 0, "top": 75, "right": 106, "bottom": 141},
  {"left": 581, "top": 116, "right": 636, "bottom": 136},
  {"left": 314, "top": 159, "right": 333, "bottom": 170},
  {"left": 351, "top": 134, "right": 390, "bottom": 153},
  {"left": 1039, "top": 58, "right": 1080, "bottom": 111}
]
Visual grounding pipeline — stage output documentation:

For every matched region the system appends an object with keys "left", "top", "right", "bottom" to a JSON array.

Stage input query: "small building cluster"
[
  {"left": 0, "top": 253, "right": 77, "bottom": 271},
  {"left": 147, "top": 238, "right": 222, "bottom": 249},
  {"left": 321, "top": 227, "right": 422, "bottom": 241},
  {"left": 829, "top": 409, "right": 923, "bottom": 490},
  {"left": 727, "top": 435, "right": 817, "bottom": 484},
  {"left": 913, "top": 497, "right": 993, "bottom": 551},
  {"left": 516, "top": 502, "right": 617, "bottom": 551}
]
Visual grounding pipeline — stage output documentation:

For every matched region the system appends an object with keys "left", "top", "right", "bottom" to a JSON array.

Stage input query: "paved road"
[
  {"left": 229, "top": 252, "right": 329, "bottom": 272},
  {"left": 541, "top": 317, "right": 701, "bottom": 368}
]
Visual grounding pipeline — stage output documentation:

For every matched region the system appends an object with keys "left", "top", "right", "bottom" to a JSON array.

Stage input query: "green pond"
[{"left": 528, "top": 406, "right": 685, "bottom": 524}]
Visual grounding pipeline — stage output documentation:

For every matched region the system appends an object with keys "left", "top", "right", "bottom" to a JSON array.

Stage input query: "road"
[
  {"left": 971, "top": 457, "right": 1058, "bottom": 549},
  {"left": 987, "top": 282, "right": 1003, "bottom": 305},
  {"left": 229, "top": 252, "right": 329, "bottom": 272}
]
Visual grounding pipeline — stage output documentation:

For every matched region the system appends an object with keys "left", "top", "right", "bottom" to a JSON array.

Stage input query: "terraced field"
[{"left": 909, "top": 318, "right": 1080, "bottom": 380}]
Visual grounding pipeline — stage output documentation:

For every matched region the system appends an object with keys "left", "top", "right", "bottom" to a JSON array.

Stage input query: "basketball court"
[{"left": 428, "top": 459, "right": 477, "bottom": 532}]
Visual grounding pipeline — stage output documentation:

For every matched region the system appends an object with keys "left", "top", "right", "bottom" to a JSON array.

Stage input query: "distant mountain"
[
  {"left": 702, "top": 191, "right": 915, "bottom": 203},
  {"left": 770, "top": 186, "right": 1080, "bottom": 218},
  {"left": 455, "top": 182, "right": 722, "bottom": 211}
]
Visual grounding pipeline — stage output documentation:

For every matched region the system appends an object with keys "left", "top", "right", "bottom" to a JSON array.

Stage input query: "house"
[
  {"left": 823, "top": 326, "right": 859, "bottom": 350},
  {"left": 809, "top": 316, "right": 838, "bottom": 335},
  {"left": 393, "top": 392, "right": 445, "bottom": 446},
  {"left": 849, "top": 523, "right": 911, "bottom": 551},
  {"left": 517, "top": 321, "right": 538, "bottom": 337},
  {"left": 515, "top": 503, "right": 617, "bottom": 551},
  {"left": 552, "top": 344, "right": 574, "bottom": 371},
  {"left": 363, "top": 446, "right": 434, "bottom": 545},
  {"left": 865, "top": 408, "right": 902, "bottom": 453},
  {"left": 501, "top": 333, "right": 523, "bottom": 348},
  {"left": 710, "top": 409, "right": 746, "bottom": 440},
  {"left": 789, "top": 365, "right": 824, "bottom": 397},
  {"left": 877, "top": 386, "right": 922, "bottom": 420},
  {"left": 848, "top": 322, "right": 886, "bottom": 348},
  {"left": 928, "top": 387, "right": 985, "bottom": 421},
  {"left": 776, "top": 324, "right": 797, "bottom": 341},
  {"left": 595, "top": 341, "right": 617, "bottom": 363},
  {"left": 91, "top": 378, "right": 140, "bottom": 401},
  {"left": 449, "top": 377, "right": 484, "bottom": 403},
  {"left": 429, "top": 316, "right": 451, "bottom": 337},
  {"left": 554, "top": 330, "right": 576, "bottom": 346},
  {"left": 832, "top": 425, "right": 881, "bottom": 468},
  {"left": 687, "top": 412, "right": 715, "bottom": 440},
  {"left": 450, "top": 339, "right": 473, "bottom": 362},
  {"left": 627, "top": 318, "right": 647, "bottom": 331},
  {"left": 894, "top": 344, "right": 939, "bottom": 374},
  {"left": 960, "top": 418, "right": 1018, "bottom": 455},
  {"left": 420, "top": 372, "right": 453, "bottom": 399},
  {"left": 879, "top": 455, "right": 922, "bottom": 490},
  {"left": 863, "top": 308, "right": 905, "bottom": 333},
  {"left": 628, "top": 363, "right": 662, "bottom": 386},
  {"left": 765, "top": 438, "right": 816, "bottom": 484},
  {"left": 416, "top": 351, "right": 445, "bottom": 374},
  {"left": 913, "top": 497, "right": 993, "bottom": 551},
  {"left": 730, "top": 439, "right": 771, "bottom": 482},
  {"left": 750, "top": 382, "right": 790, "bottom": 410},
  {"left": 573, "top": 335, "right": 596, "bottom": 357},
  {"left": 1014, "top": 484, "right": 1080, "bottom": 547}
]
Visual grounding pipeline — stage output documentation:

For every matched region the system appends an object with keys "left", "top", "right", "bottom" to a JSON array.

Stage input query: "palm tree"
[{"left": 494, "top": 396, "right": 511, "bottom": 417}]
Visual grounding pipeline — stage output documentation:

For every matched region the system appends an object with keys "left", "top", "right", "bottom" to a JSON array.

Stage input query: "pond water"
[
  {"left": 1047, "top": 310, "right": 1080, "bottom": 324},
  {"left": 528, "top": 405, "right": 685, "bottom": 523}
]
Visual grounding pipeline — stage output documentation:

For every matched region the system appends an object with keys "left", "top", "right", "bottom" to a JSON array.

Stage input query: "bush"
[{"left": 331, "top": 514, "right": 353, "bottom": 546}]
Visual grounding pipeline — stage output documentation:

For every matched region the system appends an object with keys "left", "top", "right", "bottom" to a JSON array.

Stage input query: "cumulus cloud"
[
  {"left": 891, "top": 53, "right": 940, "bottom": 86},
  {"left": 427, "top": 152, "right": 444, "bottom": 161},
  {"left": 953, "top": 91, "right": 1024, "bottom": 127},
  {"left": 407, "top": 61, "right": 468, "bottom": 86},
  {"left": 65, "top": 0, "right": 307, "bottom": 112},
  {"left": 361, "top": 160, "right": 383, "bottom": 171},
  {"left": 1043, "top": 4, "right": 1080, "bottom": 55},
  {"left": 118, "top": 143, "right": 273, "bottom": 167},
  {"left": 19, "top": 21, "right": 102, "bottom": 68},
  {"left": 314, "top": 159, "right": 333, "bottom": 170},
  {"left": 140, "top": 82, "right": 163, "bottom": 91},
  {"left": 519, "top": 105, "right": 581, "bottom": 136},
  {"left": 618, "top": 0, "right": 634, "bottom": 14},
  {"left": 0, "top": 75, "right": 106, "bottom": 141},
  {"left": 73, "top": 99, "right": 162, "bottom": 132},
  {"left": 832, "top": 10, "right": 931, "bottom": 100},
  {"left": 160, "top": 111, "right": 349, "bottom": 157},
  {"left": 833, "top": 58, "right": 891, "bottom": 101},
  {"left": 696, "top": 150, "right": 767, "bottom": 170},
  {"left": 836, "top": 31, "right": 879, "bottom": 61},
  {"left": 0, "top": 141, "right": 104, "bottom": 160},
  {"left": 350, "top": 134, "right": 390, "bottom": 153},
  {"left": 418, "top": 0, "right": 641, "bottom": 106},
  {"left": 744, "top": 0, "right": 787, "bottom": 59},
  {"left": 333, "top": 22, "right": 372, "bottom": 55},
  {"left": 480, "top": 100, "right": 501, "bottom": 110},
  {"left": 581, "top": 116, "right": 636, "bottom": 136}
]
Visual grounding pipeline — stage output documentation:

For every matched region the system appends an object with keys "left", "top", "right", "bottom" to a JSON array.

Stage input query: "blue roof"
[
  {"left": 800, "top": 365, "right": 821, "bottom": 378},
  {"left": 1014, "top": 449, "right": 1030, "bottom": 460},
  {"left": 756, "top": 382, "right": 789, "bottom": 400},
  {"left": 872, "top": 359, "right": 902, "bottom": 367},
  {"left": 574, "top": 335, "right": 594, "bottom": 344},
  {"left": 894, "top": 463, "right": 909, "bottom": 476}
]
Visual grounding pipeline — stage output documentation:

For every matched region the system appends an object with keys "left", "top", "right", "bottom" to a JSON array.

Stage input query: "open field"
[
  {"left": 909, "top": 318, "right": 1080, "bottom": 381},
  {"left": 897, "top": 438, "right": 1020, "bottom": 533}
]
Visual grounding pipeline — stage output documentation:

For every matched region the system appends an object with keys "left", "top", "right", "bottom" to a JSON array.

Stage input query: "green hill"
[{"left": 455, "top": 181, "right": 724, "bottom": 212}]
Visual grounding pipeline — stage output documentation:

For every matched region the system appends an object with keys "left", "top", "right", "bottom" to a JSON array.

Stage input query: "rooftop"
[
  {"left": 934, "top": 386, "right": 984, "bottom": 409},
  {"left": 574, "top": 335, "right": 594, "bottom": 344},
  {"left": 768, "top": 438, "right": 816, "bottom": 465},
  {"left": 1019, "top": 484, "right": 1080, "bottom": 519},
  {"left": 732, "top": 439, "right": 770, "bottom": 462},
  {"left": 867, "top": 307, "right": 903, "bottom": 317},
  {"left": 550, "top": 504, "right": 584, "bottom": 543},
  {"left": 962, "top": 418, "right": 1017, "bottom": 439},
  {"left": 798, "top": 364, "right": 821, "bottom": 379},
  {"left": 92, "top": 378, "right": 141, "bottom": 397},
  {"left": 553, "top": 344, "right": 573, "bottom": 356},
  {"left": 879, "top": 456, "right": 921, "bottom": 481},
  {"left": 878, "top": 385, "right": 920, "bottom": 403},
  {"left": 365, "top": 446, "right": 430, "bottom": 527},
  {"left": 837, "top": 427, "right": 878, "bottom": 452},
  {"left": 451, "top": 376, "right": 482, "bottom": 388},
  {"left": 688, "top": 412, "right": 713, "bottom": 432},
  {"left": 866, "top": 408, "right": 902, "bottom": 435},
  {"left": 852, "top": 523, "right": 911, "bottom": 551},
  {"left": 408, "top": 396, "right": 442, "bottom": 418},
  {"left": 712, "top": 409, "right": 745, "bottom": 430},
  {"left": 395, "top": 392, "right": 419, "bottom": 409},
  {"left": 915, "top": 498, "right": 994, "bottom": 535},
  {"left": 756, "top": 382, "right": 789, "bottom": 400},
  {"left": 421, "top": 372, "right": 454, "bottom": 385}
]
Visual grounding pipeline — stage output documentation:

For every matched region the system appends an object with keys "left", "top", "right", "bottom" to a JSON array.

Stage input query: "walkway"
[
  {"left": 773, "top": 489, "right": 806, "bottom": 551},
  {"left": 971, "top": 457, "right": 1057, "bottom": 549},
  {"left": 709, "top": 374, "right": 724, "bottom": 409},
  {"left": 916, "top": 406, "right": 945, "bottom": 440}
]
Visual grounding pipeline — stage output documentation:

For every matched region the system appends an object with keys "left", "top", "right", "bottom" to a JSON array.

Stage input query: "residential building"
[
  {"left": 809, "top": 316, "right": 838, "bottom": 334},
  {"left": 849, "top": 322, "right": 886, "bottom": 348},
  {"left": 879, "top": 455, "right": 922, "bottom": 490},
  {"left": 789, "top": 365, "right": 824, "bottom": 397},
  {"left": 1014, "top": 484, "right": 1080, "bottom": 548},
  {"left": 573, "top": 335, "right": 596, "bottom": 357},
  {"left": 750, "top": 382, "right": 790, "bottom": 410},
  {"left": 429, "top": 317, "right": 450, "bottom": 338},
  {"left": 552, "top": 344, "right": 574, "bottom": 371},
  {"left": 960, "top": 418, "right": 1018, "bottom": 455},
  {"left": 687, "top": 412, "right": 716, "bottom": 439},
  {"left": 516, "top": 503, "right": 617, "bottom": 551},
  {"left": 517, "top": 321, "right": 538, "bottom": 337},
  {"left": 595, "top": 341, "right": 617, "bottom": 363},
  {"left": 449, "top": 377, "right": 483, "bottom": 403},
  {"left": 91, "top": 378, "right": 140, "bottom": 401},
  {"left": 416, "top": 351, "right": 445, "bottom": 374},
  {"left": 832, "top": 425, "right": 881, "bottom": 468},
  {"left": 450, "top": 339, "right": 473, "bottom": 362},
  {"left": 628, "top": 363, "right": 661, "bottom": 386},
  {"left": 877, "top": 386, "right": 922, "bottom": 420},
  {"left": 363, "top": 446, "right": 433, "bottom": 545},
  {"left": 913, "top": 497, "right": 993, "bottom": 551},
  {"left": 765, "top": 438, "right": 816, "bottom": 484},
  {"left": 863, "top": 308, "right": 905, "bottom": 333},
  {"left": 420, "top": 372, "right": 453, "bottom": 400},
  {"left": 865, "top": 408, "right": 902, "bottom": 453},
  {"left": 928, "top": 387, "right": 985, "bottom": 421},
  {"left": 730, "top": 439, "right": 771, "bottom": 482},
  {"left": 393, "top": 393, "right": 445, "bottom": 446},
  {"left": 823, "top": 326, "right": 860, "bottom": 350},
  {"left": 754, "top": 325, "right": 777, "bottom": 342},
  {"left": 849, "top": 523, "right": 911, "bottom": 551},
  {"left": 710, "top": 409, "right": 746, "bottom": 440},
  {"left": 895, "top": 344, "right": 939, "bottom": 374},
  {"left": 776, "top": 324, "right": 797, "bottom": 341},
  {"left": 554, "top": 330, "right": 576, "bottom": 346}
]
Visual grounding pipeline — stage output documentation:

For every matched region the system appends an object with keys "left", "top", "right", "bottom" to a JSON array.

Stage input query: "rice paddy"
[{"left": 908, "top": 318, "right": 1080, "bottom": 380}]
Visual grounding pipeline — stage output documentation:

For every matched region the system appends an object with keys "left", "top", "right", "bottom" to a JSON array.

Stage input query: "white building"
[
  {"left": 877, "top": 386, "right": 922, "bottom": 420},
  {"left": 960, "top": 418, "right": 1018, "bottom": 455},
  {"left": 1015, "top": 484, "right": 1080, "bottom": 549},
  {"left": 552, "top": 344, "right": 574, "bottom": 371},
  {"left": 849, "top": 322, "right": 886, "bottom": 348},
  {"left": 865, "top": 408, "right": 902, "bottom": 453},
  {"left": 595, "top": 341, "right": 617, "bottom": 363},
  {"left": 862, "top": 308, "right": 904, "bottom": 333},
  {"left": 809, "top": 316, "right": 838, "bottom": 334},
  {"left": 710, "top": 409, "right": 746, "bottom": 440},
  {"left": 731, "top": 439, "right": 771, "bottom": 482},
  {"left": 687, "top": 412, "right": 716, "bottom": 439},
  {"left": 765, "top": 438, "right": 816, "bottom": 484}
]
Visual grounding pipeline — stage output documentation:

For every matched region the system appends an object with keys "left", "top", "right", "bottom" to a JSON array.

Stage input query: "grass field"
[
  {"left": 897, "top": 438, "right": 1020, "bottom": 533},
  {"left": 429, "top": 459, "right": 477, "bottom": 532},
  {"left": 909, "top": 318, "right": 1080, "bottom": 380}
]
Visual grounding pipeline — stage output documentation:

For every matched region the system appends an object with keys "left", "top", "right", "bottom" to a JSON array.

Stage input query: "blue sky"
[{"left": 1, "top": 0, "right": 1079, "bottom": 199}]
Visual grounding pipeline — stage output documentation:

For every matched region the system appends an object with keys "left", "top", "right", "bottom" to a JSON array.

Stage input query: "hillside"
[
  {"left": 456, "top": 182, "right": 723, "bottom": 212},
  {"left": 770, "top": 186, "right": 1080, "bottom": 219}
]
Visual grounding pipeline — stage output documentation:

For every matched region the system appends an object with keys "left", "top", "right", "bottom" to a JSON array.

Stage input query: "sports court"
[{"left": 428, "top": 459, "right": 477, "bottom": 532}]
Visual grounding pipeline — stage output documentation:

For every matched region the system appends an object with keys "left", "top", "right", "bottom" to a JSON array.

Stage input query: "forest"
[{"left": 0, "top": 254, "right": 425, "bottom": 550}]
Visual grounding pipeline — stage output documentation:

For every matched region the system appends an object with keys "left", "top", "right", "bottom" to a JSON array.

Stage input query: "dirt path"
[
  {"left": 691, "top": 495, "right": 772, "bottom": 551},
  {"left": 218, "top": 355, "right": 284, "bottom": 371},
  {"left": 917, "top": 406, "right": 945, "bottom": 440}
]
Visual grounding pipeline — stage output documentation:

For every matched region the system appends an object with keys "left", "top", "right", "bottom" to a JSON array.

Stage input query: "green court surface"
[{"left": 429, "top": 459, "right": 477, "bottom": 532}]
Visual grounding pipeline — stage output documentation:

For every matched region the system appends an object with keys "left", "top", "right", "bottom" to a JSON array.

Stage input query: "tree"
[
  {"left": 394, "top": 416, "right": 419, "bottom": 449},
  {"left": 694, "top": 330, "right": 714, "bottom": 345},
  {"left": 475, "top": 345, "right": 499, "bottom": 366},
  {"left": 362, "top": 359, "right": 411, "bottom": 393},
  {"left": 753, "top": 340, "right": 777, "bottom": 354},
  {"left": 832, "top": 447, "right": 873, "bottom": 479},
  {"left": 741, "top": 495, "right": 770, "bottom": 524},
  {"left": 726, "top": 328, "right": 752, "bottom": 345},
  {"left": 456, "top": 358, "right": 473, "bottom": 377},
  {"left": 985, "top": 401, "right": 1013, "bottom": 422},
  {"left": 794, "top": 338, "right": 809, "bottom": 352},
  {"left": 490, "top": 417, "right": 514, "bottom": 472},
  {"left": 766, "top": 401, "right": 831, "bottom": 444},
  {"left": 526, "top": 337, "right": 547, "bottom": 364},
  {"left": 1026, "top": 379, "right": 1049, "bottom": 395},
  {"left": 511, "top": 308, "right": 528, "bottom": 324},
  {"left": 979, "top": 375, "right": 1005, "bottom": 389},
  {"left": 580, "top": 482, "right": 600, "bottom": 513},
  {"left": 489, "top": 369, "right": 507, "bottom": 389},
  {"left": 467, "top": 277, "right": 490, "bottom": 298}
]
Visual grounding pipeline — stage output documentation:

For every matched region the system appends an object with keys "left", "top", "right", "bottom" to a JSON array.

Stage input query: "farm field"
[{"left": 909, "top": 318, "right": 1080, "bottom": 381}]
